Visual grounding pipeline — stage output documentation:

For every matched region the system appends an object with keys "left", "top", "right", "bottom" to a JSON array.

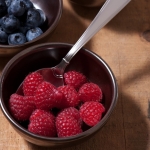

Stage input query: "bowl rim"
[
  {"left": 0, "top": 0, "right": 63, "bottom": 48},
  {"left": 0, "top": 42, "right": 118, "bottom": 142}
]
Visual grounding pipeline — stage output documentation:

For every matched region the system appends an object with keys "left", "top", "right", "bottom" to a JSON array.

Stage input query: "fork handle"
[{"left": 64, "top": 0, "right": 131, "bottom": 63}]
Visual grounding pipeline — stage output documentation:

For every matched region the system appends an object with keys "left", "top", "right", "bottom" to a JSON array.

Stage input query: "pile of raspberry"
[{"left": 9, "top": 70, "right": 105, "bottom": 138}]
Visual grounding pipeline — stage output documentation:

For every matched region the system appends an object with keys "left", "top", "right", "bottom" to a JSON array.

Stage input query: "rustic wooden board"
[{"left": 1, "top": 0, "right": 150, "bottom": 149}]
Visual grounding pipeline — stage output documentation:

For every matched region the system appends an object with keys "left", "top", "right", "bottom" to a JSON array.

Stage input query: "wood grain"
[{"left": 1, "top": 0, "right": 150, "bottom": 149}]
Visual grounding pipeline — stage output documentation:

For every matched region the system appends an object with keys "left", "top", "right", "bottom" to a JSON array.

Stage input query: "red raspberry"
[
  {"left": 23, "top": 72, "right": 44, "bottom": 96},
  {"left": 29, "top": 109, "right": 54, "bottom": 122},
  {"left": 34, "top": 81, "right": 56, "bottom": 110},
  {"left": 28, "top": 109, "right": 56, "bottom": 137},
  {"left": 57, "top": 85, "right": 80, "bottom": 108},
  {"left": 29, "top": 109, "right": 42, "bottom": 122},
  {"left": 78, "top": 83, "right": 102, "bottom": 102},
  {"left": 56, "top": 114, "right": 82, "bottom": 137},
  {"left": 64, "top": 71, "right": 87, "bottom": 90},
  {"left": 79, "top": 101, "right": 105, "bottom": 126},
  {"left": 9, "top": 94, "right": 35, "bottom": 121},
  {"left": 52, "top": 89, "right": 66, "bottom": 109},
  {"left": 57, "top": 107, "right": 82, "bottom": 126}
]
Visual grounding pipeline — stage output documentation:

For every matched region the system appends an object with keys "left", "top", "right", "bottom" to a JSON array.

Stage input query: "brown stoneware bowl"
[
  {"left": 0, "top": 43, "right": 118, "bottom": 147},
  {"left": 69, "top": 0, "right": 105, "bottom": 7},
  {"left": 0, "top": 0, "right": 63, "bottom": 57}
]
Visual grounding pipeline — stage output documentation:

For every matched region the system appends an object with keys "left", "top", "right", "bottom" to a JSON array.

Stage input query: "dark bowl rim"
[
  {"left": 0, "top": 42, "right": 118, "bottom": 142},
  {"left": 0, "top": 0, "right": 63, "bottom": 48}
]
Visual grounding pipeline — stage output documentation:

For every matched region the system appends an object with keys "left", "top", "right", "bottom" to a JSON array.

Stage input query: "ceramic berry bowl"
[
  {"left": 0, "top": 0, "right": 62, "bottom": 57},
  {"left": 0, "top": 43, "right": 118, "bottom": 147}
]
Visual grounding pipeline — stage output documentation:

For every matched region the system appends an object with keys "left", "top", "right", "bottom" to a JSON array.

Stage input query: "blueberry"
[
  {"left": 0, "top": 0, "right": 7, "bottom": 17},
  {"left": 37, "top": 9, "right": 46, "bottom": 26},
  {"left": 26, "top": 27, "right": 43, "bottom": 41},
  {"left": 18, "top": 24, "right": 31, "bottom": 34},
  {"left": 22, "top": 0, "right": 33, "bottom": 10},
  {"left": 0, "top": 18, "right": 2, "bottom": 26},
  {"left": 8, "top": 32, "right": 26, "bottom": 45},
  {"left": 0, "top": 27, "right": 8, "bottom": 43},
  {"left": 1, "top": 15, "right": 20, "bottom": 33},
  {"left": 8, "top": 0, "right": 26, "bottom": 17},
  {"left": 5, "top": 0, "right": 12, "bottom": 7},
  {"left": 26, "top": 8, "right": 43, "bottom": 27}
]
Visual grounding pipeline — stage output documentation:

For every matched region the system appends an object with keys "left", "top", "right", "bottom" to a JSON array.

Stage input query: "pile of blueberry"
[{"left": 0, "top": 0, "right": 46, "bottom": 45}]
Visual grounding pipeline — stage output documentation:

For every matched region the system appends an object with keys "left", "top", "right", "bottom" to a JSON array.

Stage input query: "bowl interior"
[{"left": 0, "top": 43, "right": 117, "bottom": 146}]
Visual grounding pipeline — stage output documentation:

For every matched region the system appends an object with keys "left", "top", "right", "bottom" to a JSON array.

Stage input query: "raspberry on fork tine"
[{"left": 23, "top": 72, "right": 44, "bottom": 96}]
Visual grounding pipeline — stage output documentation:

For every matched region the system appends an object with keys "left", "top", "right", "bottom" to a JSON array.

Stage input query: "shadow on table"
[
  {"left": 69, "top": 0, "right": 150, "bottom": 35},
  {"left": 44, "top": 3, "right": 91, "bottom": 46},
  {"left": 26, "top": 90, "right": 149, "bottom": 150},
  {"left": 122, "top": 59, "right": 150, "bottom": 86}
]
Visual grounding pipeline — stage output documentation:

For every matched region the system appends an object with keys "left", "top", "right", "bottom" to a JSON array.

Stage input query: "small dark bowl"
[
  {"left": 0, "top": 0, "right": 63, "bottom": 57},
  {"left": 0, "top": 43, "right": 118, "bottom": 147}
]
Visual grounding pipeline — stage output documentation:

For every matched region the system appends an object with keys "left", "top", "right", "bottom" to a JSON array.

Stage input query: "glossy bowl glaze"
[
  {"left": 0, "top": 0, "right": 63, "bottom": 57},
  {"left": 69, "top": 0, "right": 105, "bottom": 7},
  {"left": 0, "top": 43, "right": 118, "bottom": 147}
]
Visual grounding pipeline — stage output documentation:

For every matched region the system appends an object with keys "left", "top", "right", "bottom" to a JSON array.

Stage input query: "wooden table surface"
[{"left": 1, "top": 0, "right": 150, "bottom": 150}]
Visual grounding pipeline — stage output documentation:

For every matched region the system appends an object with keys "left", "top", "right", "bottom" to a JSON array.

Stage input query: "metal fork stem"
[
  {"left": 54, "top": 0, "right": 131, "bottom": 77},
  {"left": 63, "top": 0, "right": 130, "bottom": 63}
]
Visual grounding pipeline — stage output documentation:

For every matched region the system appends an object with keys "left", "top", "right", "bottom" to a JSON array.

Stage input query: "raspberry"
[
  {"left": 57, "top": 85, "right": 80, "bottom": 108},
  {"left": 9, "top": 94, "right": 35, "bottom": 121},
  {"left": 29, "top": 109, "right": 54, "bottom": 122},
  {"left": 34, "top": 81, "right": 56, "bottom": 110},
  {"left": 78, "top": 83, "right": 102, "bottom": 102},
  {"left": 57, "top": 107, "right": 82, "bottom": 126},
  {"left": 64, "top": 71, "right": 87, "bottom": 90},
  {"left": 79, "top": 101, "right": 105, "bottom": 126},
  {"left": 23, "top": 72, "right": 44, "bottom": 96},
  {"left": 29, "top": 109, "right": 42, "bottom": 122},
  {"left": 56, "top": 114, "right": 82, "bottom": 137},
  {"left": 52, "top": 89, "right": 66, "bottom": 109},
  {"left": 28, "top": 109, "right": 56, "bottom": 137}
]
